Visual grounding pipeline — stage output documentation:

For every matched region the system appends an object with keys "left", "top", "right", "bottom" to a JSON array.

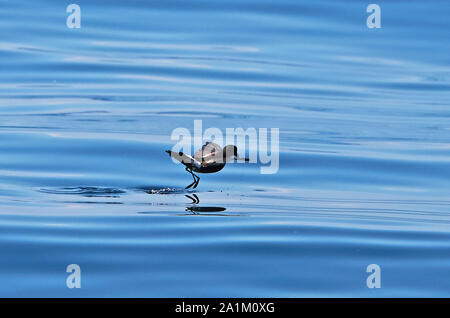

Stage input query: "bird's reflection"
[
  {"left": 185, "top": 193, "right": 200, "bottom": 204},
  {"left": 185, "top": 194, "right": 227, "bottom": 215}
]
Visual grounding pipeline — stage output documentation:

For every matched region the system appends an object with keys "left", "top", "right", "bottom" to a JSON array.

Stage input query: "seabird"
[{"left": 166, "top": 142, "right": 249, "bottom": 189}]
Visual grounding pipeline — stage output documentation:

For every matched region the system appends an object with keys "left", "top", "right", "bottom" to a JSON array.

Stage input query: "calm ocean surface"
[{"left": 1, "top": 0, "right": 449, "bottom": 297}]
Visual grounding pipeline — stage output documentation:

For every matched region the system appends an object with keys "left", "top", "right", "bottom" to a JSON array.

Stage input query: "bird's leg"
[
  {"left": 192, "top": 173, "right": 200, "bottom": 189},
  {"left": 185, "top": 167, "right": 197, "bottom": 190}
]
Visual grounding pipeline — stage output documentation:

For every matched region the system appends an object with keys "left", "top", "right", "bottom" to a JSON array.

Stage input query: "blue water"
[{"left": 1, "top": 0, "right": 450, "bottom": 297}]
